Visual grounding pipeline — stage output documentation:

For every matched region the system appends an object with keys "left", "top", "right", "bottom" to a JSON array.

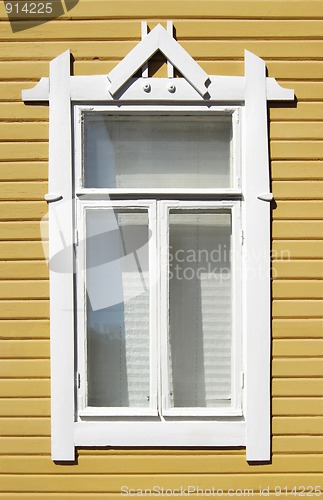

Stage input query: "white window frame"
[
  {"left": 22, "top": 23, "right": 294, "bottom": 462},
  {"left": 159, "top": 200, "right": 242, "bottom": 418},
  {"left": 74, "top": 106, "right": 242, "bottom": 421},
  {"left": 76, "top": 199, "right": 158, "bottom": 418}
]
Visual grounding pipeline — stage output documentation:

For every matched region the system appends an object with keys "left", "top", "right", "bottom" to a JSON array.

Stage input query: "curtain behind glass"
[{"left": 83, "top": 114, "right": 232, "bottom": 189}]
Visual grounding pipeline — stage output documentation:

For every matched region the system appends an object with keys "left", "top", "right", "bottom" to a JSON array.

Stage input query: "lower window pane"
[
  {"left": 85, "top": 209, "right": 150, "bottom": 408},
  {"left": 168, "top": 210, "right": 232, "bottom": 408}
]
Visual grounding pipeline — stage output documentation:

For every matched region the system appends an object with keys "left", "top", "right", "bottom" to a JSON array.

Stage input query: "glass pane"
[
  {"left": 83, "top": 114, "right": 232, "bottom": 189},
  {"left": 85, "top": 208, "right": 150, "bottom": 408},
  {"left": 168, "top": 210, "right": 232, "bottom": 408}
]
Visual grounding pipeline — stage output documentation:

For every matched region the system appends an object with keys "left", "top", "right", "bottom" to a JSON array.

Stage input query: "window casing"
[
  {"left": 75, "top": 107, "right": 243, "bottom": 420},
  {"left": 22, "top": 30, "right": 294, "bottom": 460}
]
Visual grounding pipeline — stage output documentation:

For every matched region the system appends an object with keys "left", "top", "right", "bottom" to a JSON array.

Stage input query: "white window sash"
[
  {"left": 159, "top": 200, "right": 242, "bottom": 417},
  {"left": 76, "top": 199, "right": 158, "bottom": 418}
]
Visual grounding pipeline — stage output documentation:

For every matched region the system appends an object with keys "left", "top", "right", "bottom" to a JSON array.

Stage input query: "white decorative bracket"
[
  {"left": 257, "top": 193, "right": 274, "bottom": 202},
  {"left": 44, "top": 193, "right": 63, "bottom": 203}
]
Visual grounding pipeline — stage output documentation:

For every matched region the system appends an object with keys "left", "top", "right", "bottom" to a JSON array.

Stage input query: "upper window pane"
[{"left": 83, "top": 114, "right": 232, "bottom": 189}]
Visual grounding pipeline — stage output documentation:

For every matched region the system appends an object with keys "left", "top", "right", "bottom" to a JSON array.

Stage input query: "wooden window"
[{"left": 22, "top": 24, "right": 294, "bottom": 461}]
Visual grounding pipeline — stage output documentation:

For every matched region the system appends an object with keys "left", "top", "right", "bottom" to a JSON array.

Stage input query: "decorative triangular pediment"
[{"left": 107, "top": 23, "right": 210, "bottom": 97}]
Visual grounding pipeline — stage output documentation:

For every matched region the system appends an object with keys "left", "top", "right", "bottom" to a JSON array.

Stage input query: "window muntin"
[{"left": 81, "top": 113, "right": 235, "bottom": 190}]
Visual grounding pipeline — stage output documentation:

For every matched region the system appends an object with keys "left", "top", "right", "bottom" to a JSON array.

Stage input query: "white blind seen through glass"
[
  {"left": 86, "top": 209, "right": 150, "bottom": 408},
  {"left": 168, "top": 210, "right": 232, "bottom": 408},
  {"left": 83, "top": 114, "right": 232, "bottom": 189}
]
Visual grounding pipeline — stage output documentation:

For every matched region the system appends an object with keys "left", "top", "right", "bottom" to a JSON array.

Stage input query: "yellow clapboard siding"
[
  {"left": 273, "top": 261, "right": 323, "bottom": 279},
  {"left": 0, "top": 82, "right": 37, "bottom": 101},
  {"left": 273, "top": 398, "right": 323, "bottom": 416},
  {"left": 0, "top": 281, "right": 49, "bottom": 299},
  {"left": 284, "top": 81, "right": 323, "bottom": 101},
  {"left": 0, "top": 163, "right": 48, "bottom": 181},
  {"left": 0, "top": 242, "right": 47, "bottom": 260},
  {"left": 273, "top": 339, "right": 323, "bottom": 357},
  {"left": 3, "top": 40, "right": 323, "bottom": 61},
  {"left": 273, "top": 319, "right": 323, "bottom": 338},
  {"left": 272, "top": 379, "right": 323, "bottom": 397},
  {"left": 272, "top": 240, "right": 323, "bottom": 260},
  {"left": 273, "top": 359, "right": 323, "bottom": 378},
  {"left": 274, "top": 201, "right": 323, "bottom": 219},
  {"left": 0, "top": 398, "right": 50, "bottom": 417},
  {"left": 1, "top": 0, "right": 323, "bottom": 20},
  {"left": 0, "top": 319, "right": 49, "bottom": 338},
  {"left": 0, "top": 340, "right": 49, "bottom": 358},
  {"left": 270, "top": 103, "right": 323, "bottom": 121},
  {"left": 0, "top": 222, "right": 44, "bottom": 240},
  {"left": 0, "top": 474, "right": 322, "bottom": 492},
  {"left": 0, "top": 123, "right": 48, "bottom": 141},
  {"left": 0, "top": 360, "right": 49, "bottom": 378},
  {"left": 272, "top": 162, "right": 323, "bottom": 181},
  {"left": 0, "top": 453, "right": 322, "bottom": 475},
  {"left": 0, "top": 300, "right": 49, "bottom": 319},
  {"left": 271, "top": 141, "right": 323, "bottom": 160},
  {"left": 273, "top": 417, "right": 323, "bottom": 435},
  {"left": 0, "top": 379, "right": 50, "bottom": 398},
  {"left": 0, "top": 417, "right": 50, "bottom": 436},
  {"left": 73, "top": 59, "right": 323, "bottom": 80},
  {"left": 272, "top": 300, "right": 323, "bottom": 318},
  {"left": 3, "top": 41, "right": 323, "bottom": 64},
  {"left": 273, "top": 279, "right": 323, "bottom": 298},
  {"left": 0, "top": 143, "right": 48, "bottom": 161},
  {"left": 3, "top": 19, "right": 323, "bottom": 41},
  {"left": 273, "top": 281, "right": 323, "bottom": 299},
  {"left": 271, "top": 122, "right": 323, "bottom": 140},
  {"left": 273, "top": 221, "right": 323, "bottom": 239},
  {"left": 0, "top": 262, "right": 49, "bottom": 280},
  {"left": 0, "top": 202, "right": 47, "bottom": 220},
  {"left": 0, "top": 437, "right": 50, "bottom": 455},
  {"left": 0, "top": 456, "right": 322, "bottom": 474},
  {"left": 0, "top": 182, "right": 47, "bottom": 201},
  {"left": 0, "top": 103, "right": 48, "bottom": 121},
  {"left": 273, "top": 436, "right": 323, "bottom": 454},
  {"left": 272, "top": 181, "right": 323, "bottom": 199}
]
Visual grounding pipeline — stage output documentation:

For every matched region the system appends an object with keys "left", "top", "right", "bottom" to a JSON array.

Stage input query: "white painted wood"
[
  {"left": 257, "top": 193, "right": 274, "bottom": 202},
  {"left": 76, "top": 199, "right": 158, "bottom": 418},
  {"left": 44, "top": 193, "right": 63, "bottom": 203},
  {"left": 244, "top": 50, "right": 273, "bottom": 462},
  {"left": 48, "top": 50, "right": 75, "bottom": 461},
  {"left": 167, "top": 21, "right": 174, "bottom": 78},
  {"left": 74, "top": 421, "right": 246, "bottom": 447},
  {"left": 141, "top": 21, "right": 148, "bottom": 78},
  {"left": 21, "top": 37, "right": 295, "bottom": 461},
  {"left": 107, "top": 24, "right": 209, "bottom": 97},
  {"left": 22, "top": 75, "right": 294, "bottom": 103},
  {"left": 159, "top": 200, "right": 242, "bottom": 418},
  {"left": 266, "top": 77, "right": 294, "bottom": 101},
  {"left": 22, "top": 77, "right": 49, "bottom": 101}
]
